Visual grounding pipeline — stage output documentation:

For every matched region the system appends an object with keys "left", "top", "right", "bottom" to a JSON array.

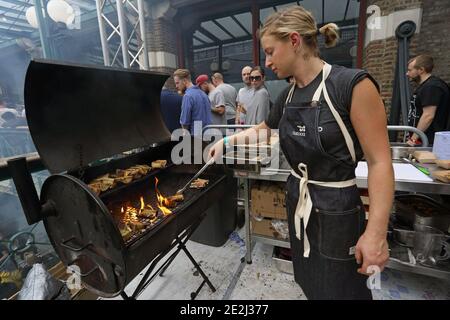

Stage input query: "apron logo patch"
[
  {"left": 349, "top": 246, "right": 356, "bottom": 256},
  {"left": 292, "top": 125, "right": 306, "bottom": 136}
]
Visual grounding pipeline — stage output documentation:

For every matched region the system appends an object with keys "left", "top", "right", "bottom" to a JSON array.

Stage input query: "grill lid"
[{"left": 24, "top": 60, "right": 171, "bottom": 174}]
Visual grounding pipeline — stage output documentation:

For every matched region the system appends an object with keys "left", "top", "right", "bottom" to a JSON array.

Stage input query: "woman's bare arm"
[{"left": 350, "top": 78, "right": 394, "bottom": 274}]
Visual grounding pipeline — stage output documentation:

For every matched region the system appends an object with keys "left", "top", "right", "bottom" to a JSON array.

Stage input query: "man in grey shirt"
[
  {"left": 196, "top": 74, "right": 226, "bottom": 126},
  {"left": 236, "top": 66, "right": 254, "bottom": 124},
  {"left": 212, "top": 73, "right": 237, "bottom": 125}
]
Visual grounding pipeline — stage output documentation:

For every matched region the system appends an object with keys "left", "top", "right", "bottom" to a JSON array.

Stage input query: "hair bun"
[{"left": 319, "top": 23, "right": 339, "bottom": 48}]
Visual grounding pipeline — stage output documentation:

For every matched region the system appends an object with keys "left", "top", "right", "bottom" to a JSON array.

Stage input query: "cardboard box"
[
  {"left": 251, "top": 217, "right": 286, "bottom": 240},
  {"left": 251, "top": 182, "right": 287, "bottom": 220}
]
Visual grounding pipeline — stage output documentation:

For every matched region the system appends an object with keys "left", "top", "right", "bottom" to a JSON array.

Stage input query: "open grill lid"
[{"left": 24, "top": 60, "right": 171, "bottom": 174}]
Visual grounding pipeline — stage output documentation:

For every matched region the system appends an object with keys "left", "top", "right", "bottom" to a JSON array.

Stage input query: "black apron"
[{"left": 280, "top": 63, "right": 372, "bottom": 300}]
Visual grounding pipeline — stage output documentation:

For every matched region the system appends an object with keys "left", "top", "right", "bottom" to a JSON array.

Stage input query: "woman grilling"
[{"left": 208, "top": 6, "right": 394, "bottom": 299}]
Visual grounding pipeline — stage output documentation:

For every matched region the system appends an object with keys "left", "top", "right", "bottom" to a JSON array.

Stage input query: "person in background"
[
  {"left": 160, "top": 76, "right": 182, "bottom": 133},
  {"left": 173, "top": 69, "right": 212, "bottom": 137},
  {"left": 236, "top": 66, "right": 254, "bottom": 125},
  {"left": 196, "top": 74, "right": 226, "bottom": 126},
  {"left": 406, "top": 54, "right": 450, "bottom": 145},
  {"left": 211, "top": 73, "right": 237, "bottom": 125},
  {"left": 244, "top": 66, "right": 270, "bottom": 125}
]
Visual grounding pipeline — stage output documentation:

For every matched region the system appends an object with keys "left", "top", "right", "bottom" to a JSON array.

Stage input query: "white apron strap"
[
  {"left": 291, "top": 165, "right": 357, "bottom": 257},
  {"left": 320, "top": 63, "right": 356, "bottom": 163},
  {"left": 287, "top": 62, "right": 359, "bottom": 258}
]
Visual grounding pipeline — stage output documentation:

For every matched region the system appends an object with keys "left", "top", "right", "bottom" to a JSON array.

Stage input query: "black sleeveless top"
[{"left": 266, "top": 65, "right": 379, "bottom": 166}]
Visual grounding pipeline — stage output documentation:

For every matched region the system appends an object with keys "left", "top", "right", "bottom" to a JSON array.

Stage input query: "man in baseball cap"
[{"left": 196, "top": 74, "right": 226, "bottom": 127}]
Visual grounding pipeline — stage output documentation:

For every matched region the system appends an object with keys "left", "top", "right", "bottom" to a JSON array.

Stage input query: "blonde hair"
[
  {"left": 260, "top": 6, "right": 339, "bottom": 57},
  {"left": 173, "top": 69, "right": 191, "bottom": 81},
  {"left": 212, "top": 72, "right": 223, "bottom": 81}
]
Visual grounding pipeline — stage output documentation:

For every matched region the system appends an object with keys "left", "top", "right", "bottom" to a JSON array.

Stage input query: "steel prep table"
[{"left": 234, "top": 153, "right": 450, "bottom": 281}]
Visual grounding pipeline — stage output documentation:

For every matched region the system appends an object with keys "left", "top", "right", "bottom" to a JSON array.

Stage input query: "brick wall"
[
  {"left": 363, "top": 0, "right": 450, "bottom": 117},
  {"left": 363, "top": 0, "right": 422, "bottom": 116},
  {"left": 367, "top": 0, "right": 422, "bottom": 15},
  {"left": 146, "top": 18, "right": 178, "bottom": 74},
  {"left": 417, "top": 0, "right": 450, "bottom": 83}
]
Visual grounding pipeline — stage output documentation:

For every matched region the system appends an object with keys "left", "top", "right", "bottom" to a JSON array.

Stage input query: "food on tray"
[
  {"left": 88, "top": 176, "right": 116, "bottom": 194},
  {"left": 88, "top": 164, "right": 152, "bottom": 194},
  {"left": 138, "top": 206, "right": 157, "bottom": 219},
  {"left": 190, "top": 178, "right": 209, "bottom": 189},
  {"left": 161, "top": 194, "right": 184, "bottom": 208},
  {"left": 167, "top": 194, "right": 184, "bottom": 202},
  {"left": 119, "top": 224, "right": 132, "bottom": 240},
  {"left": 113, "top": 175, "right": 134, "bottom": 184},
  {"left": 151, "top": 160, "right": 167, "bottom": 169}
]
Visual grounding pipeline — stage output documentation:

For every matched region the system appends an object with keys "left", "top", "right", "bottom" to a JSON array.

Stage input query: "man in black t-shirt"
[{"left": 406, "top": 54, "right": 450, "bottom": 145}]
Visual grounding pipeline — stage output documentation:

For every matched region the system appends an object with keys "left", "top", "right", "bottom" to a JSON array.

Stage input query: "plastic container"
[{"left": 432, "top": 132, "right": 450, "bottom": 160}]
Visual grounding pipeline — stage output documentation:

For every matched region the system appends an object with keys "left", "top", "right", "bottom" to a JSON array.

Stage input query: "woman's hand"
[
  {"left": 355, "top": 231, "right": 389, "bottom": 276},
  {"left": 208, "top": 139, "right": 224, "bottom": 163}
]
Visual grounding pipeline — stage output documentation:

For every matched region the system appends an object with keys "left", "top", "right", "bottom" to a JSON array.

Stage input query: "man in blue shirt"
[
  {"left": 160, "top": 77, "right": 182, "bottom": 133},
  {"left": 173, "top": 69, "right": 211, "bottom": 137}
]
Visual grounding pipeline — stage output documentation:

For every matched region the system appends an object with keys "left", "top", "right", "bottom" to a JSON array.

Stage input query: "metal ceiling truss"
[
  {"left": 0, "top": 0, "right": 32, "bottom": 40},
  {"left": 95, "top": 0, "right": 148, "bottom": 69}
]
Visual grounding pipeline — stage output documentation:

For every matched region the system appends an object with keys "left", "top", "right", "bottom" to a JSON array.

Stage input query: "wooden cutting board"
[
  {"left": 413, "top": 150, "right": 437, "bottom": 163},
  {"left": 435, "top": 159, "right": 450, "bottom": 169},
  {"left": 431, "top": 170, "right": 450, "bottom": 183}
]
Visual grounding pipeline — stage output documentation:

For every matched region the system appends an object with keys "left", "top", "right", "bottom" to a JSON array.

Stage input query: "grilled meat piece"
[{"left": 190, "top": 178, "right": 209, "bottom": 189}]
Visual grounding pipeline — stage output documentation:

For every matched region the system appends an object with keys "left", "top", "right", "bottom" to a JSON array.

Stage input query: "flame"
[
  {"left": 121, "top": 207, "right": 124, "bottom": 214},
  {"left": 140, "top": 196, "right": 145, "bottom": 211},
  {"left": 155, "top": 177, "right": 172, "bottom": 215},
  {"left": 158, "top": 206, "right": 172, "bottom": 216}
]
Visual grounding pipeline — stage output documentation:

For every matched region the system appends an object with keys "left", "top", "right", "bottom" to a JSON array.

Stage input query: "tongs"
[{"left": 176, "top": 158, "right": 215, "bottom": 194}]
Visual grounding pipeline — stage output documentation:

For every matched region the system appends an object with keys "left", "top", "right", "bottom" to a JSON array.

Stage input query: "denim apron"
[{"left": 280, "top": 63, "right": 372, "bottom": 299}]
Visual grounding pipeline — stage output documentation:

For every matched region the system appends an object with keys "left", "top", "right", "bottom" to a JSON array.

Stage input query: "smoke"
[{"left": 0, "top": 45, "right": 30, "bottom": 104}]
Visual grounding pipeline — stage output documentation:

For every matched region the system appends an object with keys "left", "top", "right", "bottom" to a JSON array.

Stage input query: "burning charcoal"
[
  {"left": 128, "top": 220, "right": 146, "bottom": 232},
  {"left": 190, "top": 178, "right": 209, "bottom": 189},
  {"left": 151, "top": 160, "right": 167, "bottom": 169}
]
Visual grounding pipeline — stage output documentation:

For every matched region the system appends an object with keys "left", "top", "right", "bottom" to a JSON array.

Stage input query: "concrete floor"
[{"left": 103, "top": 228, "right": 450, "bottom": 300}]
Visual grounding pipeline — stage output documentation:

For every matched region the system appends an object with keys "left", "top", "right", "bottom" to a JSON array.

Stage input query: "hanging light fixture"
[
  {"left": 25, "top": 6, "right": 39, "bottom": 29},
  {"left": 47, "top": 0, "right": 75, "bottom": 26}
]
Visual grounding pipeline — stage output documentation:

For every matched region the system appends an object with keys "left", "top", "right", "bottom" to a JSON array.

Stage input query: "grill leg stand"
[
  {"left": 120, "top": 292, "right": 132, "bottom": 300},
  {"left": 124, "top": 215, "right": 216, "bottom": 300},
  {"left": 179, "top": 242, "right": 216, "bottom": 299},
  {"left": 159, "top": 247, "right": 180, "bottom": 277}
]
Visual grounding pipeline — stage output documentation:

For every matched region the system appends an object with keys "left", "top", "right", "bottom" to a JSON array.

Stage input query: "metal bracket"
[{"left": 60, "top": 237, "right": 93, "bottom": 252}]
